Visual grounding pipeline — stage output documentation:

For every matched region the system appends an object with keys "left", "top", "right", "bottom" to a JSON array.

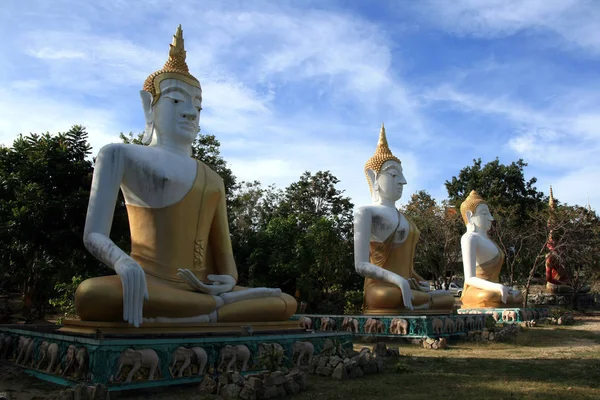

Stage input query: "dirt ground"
[{"left": 1, "top": 313, "right": 599, "bottom": 400}]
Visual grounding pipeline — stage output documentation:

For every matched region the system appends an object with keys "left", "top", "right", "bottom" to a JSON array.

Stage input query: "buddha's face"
[
  {"left": 375, "top": 161, "right": 406, "bottom": 202},
  {"left": 470, "top": 204, "right": 494, "bottom": 232},
  {"left": 152, "top": 78, "right": 202, "bottom": 145}
]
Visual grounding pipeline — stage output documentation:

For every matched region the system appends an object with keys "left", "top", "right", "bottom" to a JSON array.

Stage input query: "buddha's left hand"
[
  {"left": 418, "top": 281, "right": 431, "bottom": 291},
  {"left": 177, "top": 270, "right": 235, "bottom": 295}
]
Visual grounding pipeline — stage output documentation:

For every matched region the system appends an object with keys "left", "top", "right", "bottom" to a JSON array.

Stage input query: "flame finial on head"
[
  {"left": 460, "top": 190, "right": 488, "bottom": 225},
  {"left": 364, "top": 123, "right": 401, "bottom": 193},
  {"left": 142, "top": 25, "right": 201, "bottom": 105}
]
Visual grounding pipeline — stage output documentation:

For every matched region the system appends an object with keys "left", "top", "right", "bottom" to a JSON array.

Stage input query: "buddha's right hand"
[
  {"left": 498, "top": 285, "right": 509, "bottom": 304},
  {"left": 177, "top": 270, "right": 235, "bottom": 295},
  {"left": 114, "top": 257, "right": 149, "bottom": 328},
  {"left": 395, "top": 276, "right": 415, "bottom": 310}
]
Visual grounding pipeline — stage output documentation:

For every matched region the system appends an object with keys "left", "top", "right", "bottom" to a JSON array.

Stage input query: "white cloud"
[{"left": 410, "top": 0, "right": 600, "bottom": 55}]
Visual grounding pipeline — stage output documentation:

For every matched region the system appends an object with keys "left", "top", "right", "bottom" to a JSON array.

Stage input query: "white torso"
[
  {"left": 360, "top": 205, "right": 410, "bottom": 245},
  {"left": 462, "top": 232, "right": 500, "bottom": 265},
  {"left": 117, "top": 144, "right": 197, "bottom": 208}
]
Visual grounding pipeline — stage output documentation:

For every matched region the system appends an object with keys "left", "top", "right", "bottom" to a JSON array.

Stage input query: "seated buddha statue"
[
  {"left": 459, "top": 191, "right": 523, "bottom": 308},
  {"left": 353, "top": 124, "right": 455, "bottom": 314},
  {"left": 74, "top": 25, "right": 296, "bottom": 327}
]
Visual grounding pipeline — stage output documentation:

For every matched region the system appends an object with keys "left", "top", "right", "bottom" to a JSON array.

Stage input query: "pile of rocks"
[
  {"left": 549, "top": 312, "right": 575, "bottom": 326},
  {"left": 308, "top": 345, "right": 394, "bottom": 380},
  {"left": 199, "top": 369, "right": 307, "bottom": 400},
  {"left": 422, "top": 337, "right": 447, "bottom": 350},
  {"left": 466, "top": 325, "right": 519, "bottom": 343}
]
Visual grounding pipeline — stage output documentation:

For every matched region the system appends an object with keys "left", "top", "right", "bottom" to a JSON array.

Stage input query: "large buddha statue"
[
  {"left": 459, "top": 191, "right": 522, "bottom": 308},
  {"left": 353, "top": 124, "right": 455, "bottom": 314},
  {"left": 74, "top": 26, "right": 296, "bottom": 327}
]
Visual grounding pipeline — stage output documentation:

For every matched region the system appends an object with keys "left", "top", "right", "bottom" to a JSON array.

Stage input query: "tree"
[
  {"left": 402, "top": 190, "right": 463, "bottom": 289},
  {"left": 0, "top": 126, "right": 102, "bottom": 319}
]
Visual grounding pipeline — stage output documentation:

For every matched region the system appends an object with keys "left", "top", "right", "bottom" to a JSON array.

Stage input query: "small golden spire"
[
  {"left": 364, "top": 123, "right": 401, "bottom": 193},
  {"left": 549, "top": 185, "right": 555, "bottom": 210},
  {"left": 460, "top": 190, "right": 488, "bottom": 225},
  {"left": 143, "top": 25, "right": 201, "bottom": 104}
]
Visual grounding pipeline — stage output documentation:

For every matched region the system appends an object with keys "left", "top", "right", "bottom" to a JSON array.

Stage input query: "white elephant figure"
[
  {"left": 62, "top": 345, "right": 89, "bottom": 379},
  {"left": 492, "top": 312, "right": 501, "bottom": 323},
  {"left": 341, "top": 317, "right": 359, "bottom": 333},
  {"left": 390, "top": 318, "right": 409, "bottom": 335},
  {"left": 320, "top": 317, "right": 336, "bottom": 331},
  {"left": 258, "top": 343, "right": 285, "bottom": 366},
  {"left": 299, "top": 317, "right": 312, "bottom": 330},
  {"left": 37, "top": 341, "right": 59, "bottom": 373},
  {"left": 170, "top": 346, "right": 207, "bottom": 377},
  {"left": 0, "top": 334, "right": 13, "bottom": 359},
  {"left": 115, "top": 348, "right": 160, "bottom": 383},
  {"left": 455, "top": 317, "right": 465, "bottom": 332},
  {"left": 444, "top": 318, "right": 455, "bottom": 333},
  {"left": 432, "top": 319, "right": 443, "bottom": 335},
  {"left": 475, "top": 316, "right": 485, "bottom": 330},
  {"left": 219, "top": 345, "right": 250, "bottom": 372},
  {"left": 293, "top": 341, "right": 314, "bottom": 367},
  {"left": 502, "top": 310, "right": 517, "bottom": 322},
  {"left": 465, "top": 316, "right": 475, "bottom": 330},
  {"left": 364, "top": 318, "right": 382, "bottom": 334},
  {"left": 15, "top": 336, "right": 35, "bottom": 366}
]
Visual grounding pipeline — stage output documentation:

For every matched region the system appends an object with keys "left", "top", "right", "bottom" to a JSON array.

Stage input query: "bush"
[{"left": 49, "top": 275, "right": 82, "bottom": 324}]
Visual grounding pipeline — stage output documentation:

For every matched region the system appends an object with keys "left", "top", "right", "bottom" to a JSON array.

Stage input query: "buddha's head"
[
  {"left": 460, "top": 190, "right": 494, "bottom": 233},
  {"left": 364, "top": 123, "right": 406, "bottom": 203},
  {"left": 140, "top": 25, "right": 202, "bottom": 147}
]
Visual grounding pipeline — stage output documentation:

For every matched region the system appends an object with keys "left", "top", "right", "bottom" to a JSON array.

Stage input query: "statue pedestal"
[
  {"left": 458, "top": 307, "right": 550, "bottom": 323},
  {"left": 0, "top": 322, "right": 351, "bottom": 390}
]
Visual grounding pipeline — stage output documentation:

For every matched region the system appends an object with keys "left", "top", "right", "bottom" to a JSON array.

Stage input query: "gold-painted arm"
[{"left": 208, "top": 178, "right": 238, "bottom": 282}]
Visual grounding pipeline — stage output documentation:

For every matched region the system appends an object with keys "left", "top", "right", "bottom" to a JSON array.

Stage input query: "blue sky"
[{"left": 1, "top": 0, "right": 599, "bottom": 210}]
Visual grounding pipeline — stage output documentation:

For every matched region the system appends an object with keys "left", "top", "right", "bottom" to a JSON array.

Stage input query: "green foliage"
[
  {"left": 344, "top": 290, "right": 364, "bottom": 314},
  {"left": 0, "top": 126, "right": 103, "bottom": 319},
  {"left": 49, "top": 275, "right": 83, "bottom": 324},
  {"left": 256, "top": 347, "right": 287, "bottom": 374},
  {"left": 394, "top": 361, "right": 411, "bottom": 374}
]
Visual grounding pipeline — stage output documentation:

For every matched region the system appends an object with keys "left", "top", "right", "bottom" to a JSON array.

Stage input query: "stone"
[
  {"left": 262, "top": 386, "right": 279, "bottom": 399},
  {"left": 219, "top": 373, "right": 231, "bottom": 386},
  {"left": 288, "top": 369, "right": 307, "bottom": 390},
  {"left": 358, "top": 352, "right": 370, "bottom": 366},
  {"left": 317, "top": 356, "right": 329, "bottom": 368},
  {"left": 489, "top": 332, "right": 496, "bottom": 341},
  {"left": 239, "top": 385, "right": 257, "bottom": 400},
  {"left": 482, "top": 330, "right": 490, "bottom": 340},
  {"left": 362, "top": 358, "right": 379, "bottom": 374},
  {"left": 349, "top": 366, "right": 364, "bottom": 379},
  {"left": 344, "top": 360, "right": 357, "bottom": 372},
  {"left": 247, "top": 376, "right": 264, "bottom": 389},
  {"left": 373, "top": 342, "right": 387, "bottom": 357},
  {"left": 73, "top": 384, "right": 89, "bottom": 400},
  {"left": 329, "top": 355, "right": 343, "bottom": 367},
  {"left": 231, "top": 372, "right": 246, "bottom": 386},
  {"left": 265, "top": 371, "right": 286, "bottom": 386},
  {"left": 316, "top": 365, "right": 334, "bottom": 376},
  {"left": 386, "top": 347, "right": 400, "bottom": 357},
  {"left": 276, "top": 385, "right": 287, "bottom": 398},
  {"left": 332, "top": 362, "right": 349, "bottom": 380},
  {"left": 283, "top": 378, "right": 301, "bottom": 395},
  {"left": 90, "top": 385, "right": 108, "bottom": 400},
  {"left": 198, "top": 376, "right": 217, "bottom": 394},
  {"left": 53, "top": 390, "right": 74, "bottom": 400},
  {"left": 221, "top": 384, "right": 242, "bottom": 400}
]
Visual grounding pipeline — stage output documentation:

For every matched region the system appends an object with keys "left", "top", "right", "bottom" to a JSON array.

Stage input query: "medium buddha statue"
[
  {"left": 353, "top": 124, "right": 455, "bottom": 314},
  {"left": 74, "top": 26, "right": 296, "bottom": 327},
  {"left": 459, "top": 191, "right": 523, "bottom": 308}
]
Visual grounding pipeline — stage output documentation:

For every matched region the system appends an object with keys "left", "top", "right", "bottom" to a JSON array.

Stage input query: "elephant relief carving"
[
  {"left": 0, "top": 334, "right": 13, "bottom": 359},
  {"left": 465, "top": 316, "right": 475, "bottom": 330},
  {"left": 62, "top": 345, "right": 89, "bottom": 380},
  {"left": 492, "top": 312, "right": 501, "bottom": 323},
  {"left": 390, "top": 318, "right": 409, "bottom": 335},
  {"left": 364, "top": 318, "right": 384, "bottom": 334},
  {"left": 170, "top": 346, "right": 208, "bottom": 378},
  {"left": 37, "top": 341, "right": 59, "bottom": 373},
  {"left": 521, "top": 310, "right": 531, "bottom": 322},
  {"left": 115, "top": 348, "right": 160, "bottom": 383},
  {"left": 432, "top": 319, "right": 443, "bottom": 335},
  {"left": 341, "top": 317, "right": 359, "bottom": 333},
  {"left": 320, "top": 317, "right": 336, "bottom": 331},
  {"left": 219, "top": 345, "right": 250, "bottom": 372},
  {"left": 502, "top": 310, "right": 517, "bottom": 322},
  {"left": 475, "top": 316, "right": 485, "bottom": 330},
  {"left": 444, "top": 318, "right": 455, "bottom": 333},
  {"left": 299, "top": 317, "right": 313, "bottom": 330},
  {"left": 258, "top": 343, "right": 285, "bottom": 367},
  {"left": 455, "top": 317, "right": 465, "bottom": 332},
  {"left": 15, "top": 336, "right": 35, "bottom": 366},
  {"left": 293, "top": 341, "right": 314, "bottom": 367}
]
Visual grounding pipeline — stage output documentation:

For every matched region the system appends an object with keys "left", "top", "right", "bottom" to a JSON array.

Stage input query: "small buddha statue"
[
  {"left": 353, "top": 124, "right": 455, "bottom": 314},
  {"left": 544, "top": 187, "right": 590, "bottom": 295},
  {"left": 459, "top": 191, "right": 523, "bottom": 308},
  {"left": 74, "top": 25, "right": 296, "bottom": 327}
]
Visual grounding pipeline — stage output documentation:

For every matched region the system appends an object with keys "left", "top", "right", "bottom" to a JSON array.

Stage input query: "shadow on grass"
[{"left": 511, "top": 326, "right": 600, "bottom": 348}]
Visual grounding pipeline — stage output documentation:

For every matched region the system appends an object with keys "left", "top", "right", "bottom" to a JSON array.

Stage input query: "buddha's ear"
[
  {"left": 140, "top": 90, "right": 154, "bottom": 145},
  {"left": 465, "top": 210, "right": 474, "bottom": 224},
  {"left": 366, "top": 169, "right": 377, "bottom": 190}
]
